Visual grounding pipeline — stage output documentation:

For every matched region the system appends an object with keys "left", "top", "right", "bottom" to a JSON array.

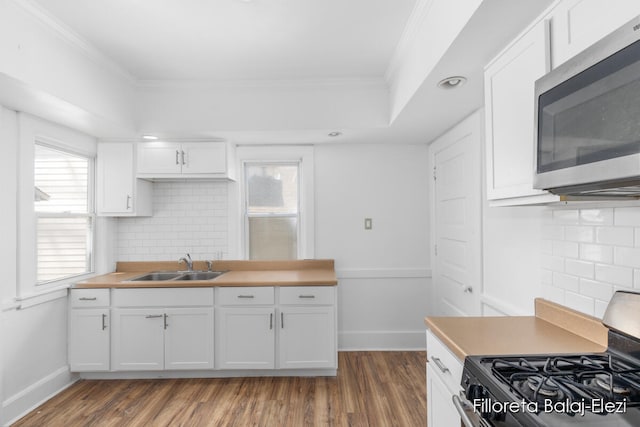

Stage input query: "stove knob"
[{"left": 466, "top": 384, "right": 486, "bottom": 401}]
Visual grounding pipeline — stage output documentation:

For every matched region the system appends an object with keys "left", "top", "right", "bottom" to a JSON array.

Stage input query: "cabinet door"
[
  {"left": 216, "top": 307, "right": 275, "bottom": 369},
  {"left": 164, "top": 308, "right": 214, "bottom": 370},
  {"left": 69, "top": 309, "right": 110, "bottom": 372},
  {"left": 485, "top": 19, "right": 559, "bottom": 205},
  {"left": 97, "top": 142, "right": 134, "bottom": 214},
  {"left": 182, "top": 142, "right": 227, "bottom": 175},
  {"left": 137, "top": 142, "right": 182, "bottom": 175},
  {"left": 426, "top": 363, "right": 460, "bottom": 427},
  {"left": 112, "top": 308, "right": 165, "bottom": 370},
  {"left": 278, "top": 306, "right": 336, "bottom": 369},
  {"left": 552, "top": 0, "right": 640, "bottom": 67}
]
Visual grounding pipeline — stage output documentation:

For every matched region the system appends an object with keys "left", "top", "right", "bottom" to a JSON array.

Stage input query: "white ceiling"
[
  {"left": 31, "top": 0, "right": 416, "bottom": 81},
  {"left": 22, "top": 0, "right": 555, "bottom": 144}
]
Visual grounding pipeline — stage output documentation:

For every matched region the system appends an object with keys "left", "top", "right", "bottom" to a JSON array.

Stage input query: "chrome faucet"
[{"left": 178, "top": 253, "right": 193, "bottom": 271}]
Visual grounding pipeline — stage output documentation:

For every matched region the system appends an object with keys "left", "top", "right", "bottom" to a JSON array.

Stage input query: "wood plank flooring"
[{"left": 13, "top": 352, "right": 426, "bottom": 427}]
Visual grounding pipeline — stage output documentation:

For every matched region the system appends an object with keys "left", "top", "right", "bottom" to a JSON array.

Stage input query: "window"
[
  {"left": 34, "top": 144, "right": 93, "bottom": 283},
  {"left": 244, "top": 163, "right": 300, "bottom": 260}
]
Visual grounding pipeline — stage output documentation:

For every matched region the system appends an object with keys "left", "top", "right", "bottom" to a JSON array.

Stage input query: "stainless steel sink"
[
  {"left": 174, "top": 271, "right": 225, "bottom": 280},
  {"left": 129, "top": 272, "right": 183, "bottom": 281},
  {"left": 127, "top": 270, "right": 225, "bottom": 281}
]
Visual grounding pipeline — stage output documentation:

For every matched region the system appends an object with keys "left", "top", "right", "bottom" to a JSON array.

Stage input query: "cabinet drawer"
[
  {"left": 217, "top": 287, "right": 274, "bottom": 306},
  {"left": 279, "top": 286, "right": 335, "bottom": 305},
  {"left": 113, "top": 288, "right": 214, "bottom": 307},
  {"left": 70, "top": 289, "right": 110, "bottom": 308},
  {"left": 426, "top": 329, "right": 463, "bottom": 395}
]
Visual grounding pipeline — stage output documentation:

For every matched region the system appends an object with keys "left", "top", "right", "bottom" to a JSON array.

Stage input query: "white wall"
[
  {"left": 482, "top": 204, "right": 546, "bottom": 315},
  {"left": 315, "top": 144, "right": 431, "bottom": 349},
  {"left": 1, "top": 108, "right": 94, "bottom": 426},
  {"left": 0, "top": 1, "right": 135, "bottom": 138}
]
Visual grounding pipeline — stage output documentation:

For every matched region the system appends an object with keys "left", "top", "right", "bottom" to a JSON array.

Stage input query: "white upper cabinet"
[
  {"left": 96, "top": 142, "right": 152, "bottom": 216},
  {"left": 137, "top": 141, "right": 236, "bottom": 180},
  {"left": 551, "top": 0, "right": 640, "bottom": 67},
  {"left": 485, "top": 19, "right": 560, "bottom": 206}
]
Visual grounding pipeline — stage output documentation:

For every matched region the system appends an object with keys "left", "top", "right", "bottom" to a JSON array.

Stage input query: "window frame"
[
  {"left": 243, "top": 161, "right": 301, "bottom": 260},
  {"left": 34, "top": 141, "right": 96, "bottom": 285},
  {"left": 233, "top": 146, "right": 314, "bottom": 260},
  {"left": 17, "top": 113, "right": 98, "bottom": 299}
]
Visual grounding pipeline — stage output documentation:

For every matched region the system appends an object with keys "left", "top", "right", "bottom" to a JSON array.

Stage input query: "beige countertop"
[
  {"left": 75, "top": 259, "right": 338, "bottom": 288},
  {"left": 424, "top": 299, "right": 608, "bottom": 360}
]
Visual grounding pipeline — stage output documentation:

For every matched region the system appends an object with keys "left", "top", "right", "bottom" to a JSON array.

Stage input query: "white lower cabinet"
[
  {"left": 111, "top": 288, "right": 214, "bottom": 371},
  {"left": 112, "top": 307, "right": 214, "bottom": 371},
  {"left": 216, "top": 307, "right": 275, "bottom": 369},
  {"left": 426, "top": 329, "right": 463, "bottom": 427},
  {"left": 69, "top": 308, "right": 110, "bottom": 371},
  {"left": 69, "top": 289, "right": 110, "bottom": 372},
  {"left": 216, "top": 286, "right": 337, "bottom": 371},
  {"left": 427, "top": 363, "right": 461, "bottom": 427},
  {"left": 69, "top": 285, "right": 337, "bottom": 376}
]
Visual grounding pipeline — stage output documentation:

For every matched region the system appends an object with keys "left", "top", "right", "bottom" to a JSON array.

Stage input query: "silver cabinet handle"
[
  {"left": 79, "top": 297, "right": 97, "bottom": 301},
  {"left": 281, "top": 312, "right": 284, "bottom": 329},
  {"left": 126, "top": 195, "right": 131, "bottom": 210},
  {"left": 164, "top": 313, "right": 168, "bottom": 329},
  {"left": 452, "top": 394, "right": 476, "bottom": 427},
  {"left": 298, "top": 295, "right": 315, "bottom": 299},
  {"left": 237, "top": 295, "right": 254, "bottom": 299},
  {"left": 269, "top": 313, "right": 273, "bottom": 330},
  {"left": 145, "top": 314, "right": 163, "bottom": 319},
  {"left": 175, "top": 150, "right": 180, "bottom": 165},
  {"left": 102, "top": 314, "right": 108, "bottom": 330},
  {"left": 431, "top": 356, "right": 450, "bottom": 373},
  {"left": 181, "top": 150, "right": 186, "bottom": 165},
  {"left": 463, "top": 286, "right": 473, "bottom": 294}
]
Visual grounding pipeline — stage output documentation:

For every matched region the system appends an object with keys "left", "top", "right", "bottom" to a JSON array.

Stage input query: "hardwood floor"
[{"left": 13, "top": 352, "right": 426, "bottom": 427}]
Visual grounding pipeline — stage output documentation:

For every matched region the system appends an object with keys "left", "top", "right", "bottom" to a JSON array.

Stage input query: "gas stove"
[{"left": 458, "top": 291, "right": 640, "bottom": 426}]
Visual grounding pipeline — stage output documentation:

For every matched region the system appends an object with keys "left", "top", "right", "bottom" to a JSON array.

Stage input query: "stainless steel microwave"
[{"left": 533, "top": 15, "right": 640, "bottom": 198}]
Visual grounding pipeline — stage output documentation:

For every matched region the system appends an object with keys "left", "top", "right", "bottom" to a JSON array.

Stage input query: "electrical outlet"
[{"left": 364, "top": 218, "right": 372, "bottom": 230}]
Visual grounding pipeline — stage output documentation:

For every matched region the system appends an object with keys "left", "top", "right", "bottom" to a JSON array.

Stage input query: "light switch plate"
[{"left": 364, "top": 218, "right": 372, "bottom": 230}]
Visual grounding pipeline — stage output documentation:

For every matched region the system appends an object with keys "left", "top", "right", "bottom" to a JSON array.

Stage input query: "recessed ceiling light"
[
  {"left": 437, "top": 76, "right": 467, "bottom": 89},
  {"left": 142, "top": 135, "right": 158, "bottom": 140},
  {"left": 328, "top": 132, "right": 342, "bottom": 137}
]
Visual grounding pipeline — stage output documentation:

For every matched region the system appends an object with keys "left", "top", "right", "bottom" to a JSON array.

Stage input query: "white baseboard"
[
  {"left": 2, "top": 366, "right": 77, "bottom": 427},
  {"left": 338, "top": 330, "right": 426, "bottom": 351}
]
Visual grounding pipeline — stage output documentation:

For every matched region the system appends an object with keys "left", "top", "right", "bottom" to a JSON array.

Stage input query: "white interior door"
[{"left": 429, "top": 111, "right": 482, "bottom": 316}]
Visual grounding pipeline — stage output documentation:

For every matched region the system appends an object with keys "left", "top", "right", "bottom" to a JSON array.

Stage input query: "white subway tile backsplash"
[
  {"left": 580, "top": 208, "right": 614, "bottom": 225},
  {"left": 579, "top": 279, "right": 613, "bottom": 301},
  {"left": 565, "top": 259, "right": 594, "bottom": 279},
  {"left": 553, "top": 272, "right": 580, "bottom": 292},
  {"left": 545, "top": 205, "right": 640, "bottom": 317},
  {"left": 552, "top": 241, "right": 579, "bottom": 258},
  {"left": 580, "top": 244, "right": 613, "bottom": 264},
  {"left": 595, "top": 226, "right": 634, "bottom": 246},
  {"left": 614, "top": 207, "right": 640, "bottom": 226},
  {"left": 116, "top": 181, "right": 228, "bottom": 262},
  {"left": 594, "top": 300, "right": 609, "bottom": 318},
  {"left": 564, "top": 291, "right": 594, "bottom": 315},
  {"left": 552, "top": 209, "right": 579, "bottom": 224},
  {"left": 564, "top": 226, "right": 594, "bottom": 242},
  {"left": 595, "top": 264, "right": 633, "bottom": 287},
  {"left": 614, "top": 247, "right": 640, "bottom": 268}
]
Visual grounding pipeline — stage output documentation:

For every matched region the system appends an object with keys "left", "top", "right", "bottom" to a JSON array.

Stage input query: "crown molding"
[
  {"left": 136, "top": 77, "right": 388, "bottom": 90},
  {"left": 384, "top": 0, "right": 436, "bottom": 84},
  {"left": 9, "top": 0, "right": 135, "bottom": 84}
]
